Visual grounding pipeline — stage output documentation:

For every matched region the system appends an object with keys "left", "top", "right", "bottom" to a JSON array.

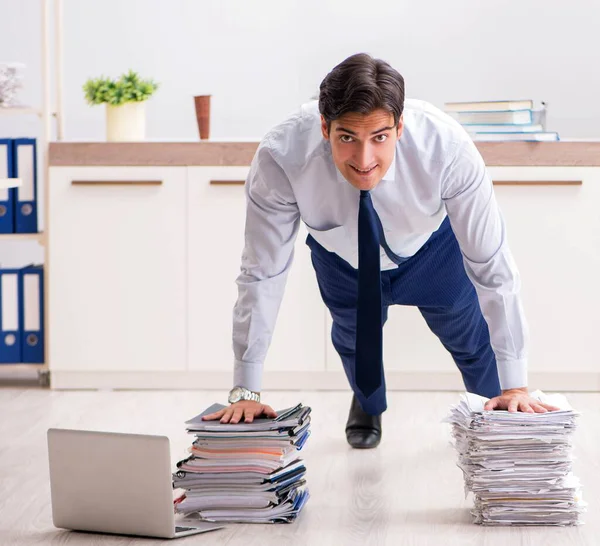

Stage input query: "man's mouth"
[{"left": 350, "top": 165, "right": 377, "bottom": 174}]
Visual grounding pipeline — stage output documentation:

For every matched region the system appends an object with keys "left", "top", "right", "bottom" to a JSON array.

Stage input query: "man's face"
[{"left": 321, "top": 108, "right": 403, "bottom": 191}]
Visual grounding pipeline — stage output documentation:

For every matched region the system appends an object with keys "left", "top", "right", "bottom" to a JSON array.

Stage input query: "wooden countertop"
[{"left": 49, "top": 141, "right": 600, "bottom": 167}]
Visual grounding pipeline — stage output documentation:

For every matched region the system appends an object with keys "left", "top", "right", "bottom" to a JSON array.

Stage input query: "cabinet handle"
[
  {"left": 71, "top": 180, "right": 163, "bottom": 186},
  {"left": 70, "top": 179, "right": 582, "bottom": 187},
  {"left": 493, "top": 180, "right": 582, "bottom": 186}
]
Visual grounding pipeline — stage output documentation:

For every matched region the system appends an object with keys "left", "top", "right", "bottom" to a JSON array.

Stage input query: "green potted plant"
[{"left": 83, "top": 70, "right": 159, "bottom": 141}]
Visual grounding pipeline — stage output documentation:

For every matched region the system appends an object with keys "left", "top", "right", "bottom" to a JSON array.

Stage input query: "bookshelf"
[
  {"left": 0, "top": 232, "right": 45, "bottom": 243},
  {"left": 0, "top": 0, "right": 63, "bottom": 386}
]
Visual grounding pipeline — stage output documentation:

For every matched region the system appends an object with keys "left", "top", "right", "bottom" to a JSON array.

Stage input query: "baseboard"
[{"left": 49, "top": 370, "right": 600, "bottom": 392}]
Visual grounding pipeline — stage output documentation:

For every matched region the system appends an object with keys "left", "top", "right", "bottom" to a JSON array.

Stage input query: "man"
[{"left": 203, "top": 53, "right": 559, "bottom": 447}]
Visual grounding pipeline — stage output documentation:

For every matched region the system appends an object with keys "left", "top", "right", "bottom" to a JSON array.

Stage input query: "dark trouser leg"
[
  {"left": 419, "top": 300, "right": 501, "bottom": 399},
  {"left": 306, "top": 234, "right": 388, "bottom": 415},
  {"left": 387, "top": 217, "right": 502, "bottom": 398}
]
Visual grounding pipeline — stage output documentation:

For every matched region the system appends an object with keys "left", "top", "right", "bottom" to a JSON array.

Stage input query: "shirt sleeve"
[
  {"left": 441, "top": 138, "right": 529, "bottom": 391},
  {"left": 232, "top": 137, "right": 301, "bottom": 392}
]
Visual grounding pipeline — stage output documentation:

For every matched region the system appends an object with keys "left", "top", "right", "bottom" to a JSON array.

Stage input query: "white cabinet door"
[
  {"left": 489, "top": 166, "right": 600, "bottom": 375},
  {"left": 48, "top": 166, "right": 187, "bottom": 372},
  {"left": 187, "top": 167, "right": 326, "bottom": 375}
]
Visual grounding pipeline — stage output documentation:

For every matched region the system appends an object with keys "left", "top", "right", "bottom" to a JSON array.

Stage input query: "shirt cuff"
[
  {"left": 496, "top": 358, "right": 528, "bottom": 391},
  {"left": 233, "top": 359, "right": 264, "bottom": 393}
]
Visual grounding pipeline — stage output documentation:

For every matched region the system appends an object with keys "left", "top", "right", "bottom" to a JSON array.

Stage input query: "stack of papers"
[
  {"left": 173, "top": 402, "right": 311, "bottom": 524},
  {"left": 445, "top": 390, "right": 587, "bottom": 526}
]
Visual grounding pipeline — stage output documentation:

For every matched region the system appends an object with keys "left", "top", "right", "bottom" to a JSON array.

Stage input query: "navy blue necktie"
[{"left": 355, "top": 190, "right": 384, "bottom": 399}]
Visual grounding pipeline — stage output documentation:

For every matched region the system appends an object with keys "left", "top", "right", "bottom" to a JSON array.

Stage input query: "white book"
[
  {"left": 464, "top": 124, "right": 544, "bottom": 133},
  {"left": 472, "top": 132, "right": 559, "bottom": 142},
  {"left": 450, "top": 110, "right": 534, "bottom": 125},
  {"left": 444, "top": 99, "right": 539, "bottom": 112}
]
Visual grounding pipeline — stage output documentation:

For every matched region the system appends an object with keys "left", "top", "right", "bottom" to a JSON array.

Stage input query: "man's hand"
[
  {"left": 483, "top": 387, "right": 561, "bottom": 413},
  {"left": 201, "top": 400, "right": 278, "bottom": 424}
]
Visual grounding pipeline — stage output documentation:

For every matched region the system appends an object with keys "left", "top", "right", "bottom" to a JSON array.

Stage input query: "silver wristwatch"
[{"left": 228, "top": 386, "right": 261, "bottom": 404}]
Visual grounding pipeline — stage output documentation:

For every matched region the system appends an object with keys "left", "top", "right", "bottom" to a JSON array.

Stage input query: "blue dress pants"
[{"left": 306, "top": 216, "right": 502, "bottom": 415}]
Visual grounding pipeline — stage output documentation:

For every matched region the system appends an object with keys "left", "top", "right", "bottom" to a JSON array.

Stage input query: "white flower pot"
[{"left": 106, "top": 101, "right": 146, "bottom": 142}]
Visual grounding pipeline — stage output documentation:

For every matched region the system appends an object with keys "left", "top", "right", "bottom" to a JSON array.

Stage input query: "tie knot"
[{"left": 360, "top": 190, "right": 370, "bottom": 197}]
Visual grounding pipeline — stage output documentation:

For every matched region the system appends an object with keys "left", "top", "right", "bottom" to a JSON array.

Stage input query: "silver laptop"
[{"left": 47, "top": 428, "right": 225, "bottom": 539}]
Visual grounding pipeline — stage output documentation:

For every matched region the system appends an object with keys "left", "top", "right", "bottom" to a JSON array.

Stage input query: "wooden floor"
[{"left": 0, "top": 387, "right": 597, "bottom": 545}]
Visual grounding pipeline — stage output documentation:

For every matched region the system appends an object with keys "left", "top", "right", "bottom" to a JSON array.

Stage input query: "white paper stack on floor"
[
  {"left": 173, "top": 403, "right": 311, "bottom": 524},
  {"left": 445, "top": 390, "right": 587, "bottom": 526}
]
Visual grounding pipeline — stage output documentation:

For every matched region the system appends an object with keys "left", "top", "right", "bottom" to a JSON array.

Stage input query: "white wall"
[
  {"left": 1, "top": 0, "right": 600, "bottom": 266},
  {"left": 2, "top": 0, "right": 600, "bottom": 141}
]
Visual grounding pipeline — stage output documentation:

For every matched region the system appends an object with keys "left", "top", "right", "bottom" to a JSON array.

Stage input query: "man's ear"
[
  {"left": 320, "top": 115, "right": 330, "bottom": 140},
  {"left": 396, "top": 114, "right": 404, "bottom": 140}
]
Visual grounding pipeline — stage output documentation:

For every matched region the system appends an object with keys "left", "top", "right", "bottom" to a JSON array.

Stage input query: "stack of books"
[
  {"left": 445, "top": 391, "right": 587, "bottom": 526},
  {"left": 444, "top": 100, "right": 559, "bottom": 142},
  {"left": 173, "top": 402, "right": 311, "bottom": 524}
]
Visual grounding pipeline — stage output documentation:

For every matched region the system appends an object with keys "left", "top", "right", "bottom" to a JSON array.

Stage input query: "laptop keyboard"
[{"left": 176, "top": 526, "right": 196, "bottom": 532}]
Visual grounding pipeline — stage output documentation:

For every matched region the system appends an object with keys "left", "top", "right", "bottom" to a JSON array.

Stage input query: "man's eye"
[
  {"left": 340, "top": 135, "right": 354, "bottom": 143},
  {"left": 374, "top": 134, "right": 388, "bottom": 142}
]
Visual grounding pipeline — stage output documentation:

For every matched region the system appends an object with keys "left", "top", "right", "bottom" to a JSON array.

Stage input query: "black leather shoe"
[{"left": 345, "top": 394, "right": 382, "bottom": 449}]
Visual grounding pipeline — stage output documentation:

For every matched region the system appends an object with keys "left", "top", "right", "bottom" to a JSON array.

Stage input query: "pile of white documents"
[
  {"left": 173, "top": 402, "right": 311, "bottom": 524},
  {"left": 446, "top": 390, "right": 587, "bottom": 526}
]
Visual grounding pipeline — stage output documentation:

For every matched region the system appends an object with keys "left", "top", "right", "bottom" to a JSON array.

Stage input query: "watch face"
[{"left": 229, "top": 387, "right": 243, "bottom": 402}]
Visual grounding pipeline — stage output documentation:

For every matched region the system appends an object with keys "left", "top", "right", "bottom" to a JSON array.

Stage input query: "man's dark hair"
[{"left": 318, "top": 53, "right": 405, "bottom": 132}]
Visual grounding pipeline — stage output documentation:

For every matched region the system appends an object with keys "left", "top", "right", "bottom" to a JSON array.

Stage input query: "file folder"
[
  {"left": 12, "top": 138, "right": 38, "bottom": 233},
  {"left": 0, "top": 269, "right": 21, "bottom": 363},
  {"left": 174, "top": 402, "right": 311, "bottom": 523},
  {"left": 19, "top": 265, "right": 44, "bottom": 363},
  {"left": 0, "top": 139, "right": 15, "bottom": 234}
]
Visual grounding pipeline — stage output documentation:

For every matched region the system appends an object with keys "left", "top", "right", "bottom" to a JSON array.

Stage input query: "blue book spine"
[
  {"left": 12, "top": 138, "right": 38, "bottom": 233},
  {"left": 0, "top": 139, "right": 15, "bottom": 234},
  {"left": 19, "top": 265, "right": 45, "bottom": 363},
  {"left": 0, "top": 268, "right": 22, "bottom": 364}
]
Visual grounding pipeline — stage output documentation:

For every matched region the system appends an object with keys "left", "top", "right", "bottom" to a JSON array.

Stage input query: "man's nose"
[{"left": 355, "top": 144, "right": 374, "bottom": 169}]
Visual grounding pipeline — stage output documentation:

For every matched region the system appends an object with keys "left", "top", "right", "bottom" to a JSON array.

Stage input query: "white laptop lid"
[{"left": 47, "top": 428, "right": 178, "bottom": 538}]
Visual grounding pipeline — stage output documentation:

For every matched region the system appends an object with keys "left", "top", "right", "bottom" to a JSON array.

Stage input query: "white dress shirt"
[{"left": 232, "top": 98, "right": 529, "bottom": 393}]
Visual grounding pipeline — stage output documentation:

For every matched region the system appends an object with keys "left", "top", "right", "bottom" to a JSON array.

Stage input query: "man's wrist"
[
  {"left": 228, "top": 386, "right": 261, "bottom": 404},
  {"left": 502, "top": 386, "right": 528, "bottom": 394}
]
